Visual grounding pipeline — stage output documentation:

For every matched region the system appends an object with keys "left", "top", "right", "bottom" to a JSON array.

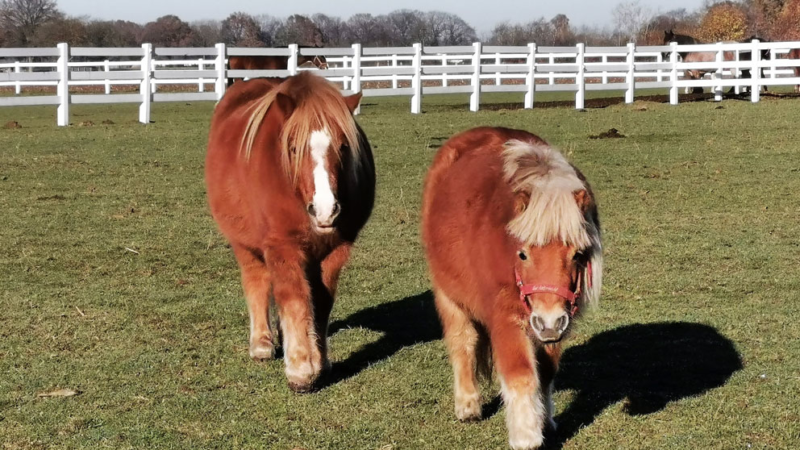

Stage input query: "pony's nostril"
[
  {"left": 556, "top": 314, "right": 569, "bottom": 333},
  {"left": 531, "top": 315, "right": 546, "bottom": 332},
  {"left": 307, "top": 203, "right": 315, "bottom": 216}
]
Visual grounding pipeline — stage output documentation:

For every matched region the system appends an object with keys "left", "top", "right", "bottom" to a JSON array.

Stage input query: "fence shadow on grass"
[
  {"left": 323, "top": 290, "right": 440, "bottom": 388},
  {"left": 540, "top": 321, "right": 742, "bottom": 449}
]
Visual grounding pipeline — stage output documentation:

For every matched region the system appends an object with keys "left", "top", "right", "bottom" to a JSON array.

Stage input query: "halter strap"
[{"left": 515, "top": 261, "right": 592, "bottom": 317}]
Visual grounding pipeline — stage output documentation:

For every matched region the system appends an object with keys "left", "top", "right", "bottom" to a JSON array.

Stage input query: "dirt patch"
[
  {"left": 78, "top": 121, "right": 94, "bottom": 127},
  {"left": 4, "top": 121, "right": 22, "bottom": 129},
  {"left": 101, "top": 119, "right": 115, "bottom": 125},
  {"left": 36, "top": 195, "right": 67, "bottom": 201},
  {"left": 590, "top": 128, "right": 626, "bottom": 140}
]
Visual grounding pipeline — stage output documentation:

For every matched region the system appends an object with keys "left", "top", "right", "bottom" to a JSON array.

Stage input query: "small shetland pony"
[
  {"left": 227, "top": 52, "right": 328, "bottom": 87},
  {"left": 206, "top": 72, "right": 375, "bottom": 392},
  {"left": 422, "top": 127, "right": 602, "bottom": 450}
]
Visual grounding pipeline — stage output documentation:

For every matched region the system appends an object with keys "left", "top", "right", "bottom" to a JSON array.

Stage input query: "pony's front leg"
[
  {"left": 311, "top": 244, "right": 352, "bottom": 373},
  {"left": 435, "top": 288, "right": 482, "bottom": 421},
  {"left": 536, "top": 343, "right": 562, "bottom": 431},
  {"left": 232, "top": 244, "right": 274, "bottom": 360},
  {"left": 268, "top": 245, "right": 322, "bottom": 392},
  {"left": 491, "top": 319, "right": 544, "bottom": 450}
]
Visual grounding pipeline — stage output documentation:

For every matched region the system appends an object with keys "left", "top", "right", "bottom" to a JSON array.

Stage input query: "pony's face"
[
  {"left": 297, "top": 129, "right": 344, "bottom": 234},
  {"left": 663, "top": 29, "right": 674, "bottom": 44},
  {"left": 313, "top": 55, "right": 328, "bottom": 70},
  {"left": 515, "top": 241, "right": 586, "bottom": 343}
]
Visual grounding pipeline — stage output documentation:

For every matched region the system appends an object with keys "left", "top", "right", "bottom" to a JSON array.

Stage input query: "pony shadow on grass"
[
  {"left": 323, "top": 290, "right": 441, "bottom": 387},
  {"left": 541, "top": 322, "right": 742, "bottom": 449}
]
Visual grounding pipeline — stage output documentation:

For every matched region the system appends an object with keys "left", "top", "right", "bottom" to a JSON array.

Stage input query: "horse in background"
[
  {"left": 227, "top": 49, "right": 328, "bottom": 87},
  {"left": 206, "top": 72, "right": 375, "bottom": 392},
  {"left": 789, "top": 48, "right": 800, "bottom": 93},
  {"left": 422, "top": 127, "right": 603, "bottom": 450}
]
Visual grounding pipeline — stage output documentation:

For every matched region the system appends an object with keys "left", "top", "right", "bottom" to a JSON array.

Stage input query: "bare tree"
[
  {"left": 277, "top": 14, "right": 323, "bottom": 46},
  {"left": 345, "top": 13, "right": 389, "bottom": 46},
  {"left": 0, "top": 0, "right": 60, "bottom": 45},
  {"left": 385, "top": 9, "right": 426, "bottom": 46},
  {"left": 612, "top": 1, "right": 654, "bottom": 44},
  {"left": 85, "top": 20, "right": 141, "bottom": 47},
  {"left": 255, "top": 14, "right": 282, "bottom": 46},
  {"left": 140, "top": 15, "right": 195, "bottom": 47},
  {"left": 221, "top": 12, "right": 264, "bottom": 47},
  {"left": 190, "top": 20, "right": 222, "bottom": 47},
  {"left": 32, "top": 15, "right": 87, "bottom": 46},
  {"left": 312, "top": 13, "right": 347, "bottom": 46}
]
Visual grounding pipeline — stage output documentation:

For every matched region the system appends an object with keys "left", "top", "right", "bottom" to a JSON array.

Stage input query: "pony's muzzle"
[
  {"left": 307, "top": 201, "right": 341, "bottom": 230},
  {"left": 530, "top": 312, "right": 569, "bottom": 343}
]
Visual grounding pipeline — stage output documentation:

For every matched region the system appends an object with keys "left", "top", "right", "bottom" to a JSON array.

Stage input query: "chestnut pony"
[
  {"left": 206, "top": 72, "right": 375, "bottom": 392},
  {"left": 422, "top": 127, "right": 602, "bottom": 450}
]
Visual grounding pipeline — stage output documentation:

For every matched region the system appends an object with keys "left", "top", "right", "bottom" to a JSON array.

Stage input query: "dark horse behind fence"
[
  {"left": 227, "top": 47, "right": 328, "bottom": 87},
  {"left": 663, "top": 30, "right": 771, "bottom": 94}
]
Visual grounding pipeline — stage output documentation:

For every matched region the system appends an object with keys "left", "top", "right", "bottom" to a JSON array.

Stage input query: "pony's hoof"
[
  {"left": 287, "top": 380, "right": 316, "bottom": 393},
  {"left": 455, "top": 395, "right": 482, "bottom": 422},
  {"left": 249, "top": 338, "right": 275, "bottom": 360}
]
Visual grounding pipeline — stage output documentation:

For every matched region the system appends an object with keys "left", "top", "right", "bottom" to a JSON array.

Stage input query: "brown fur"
[
  {"left": 206, "top": 73, "right": 375, "bottom": 392},
  {"left": 421, "top": 127, "right": 602, "bottom": 449}
]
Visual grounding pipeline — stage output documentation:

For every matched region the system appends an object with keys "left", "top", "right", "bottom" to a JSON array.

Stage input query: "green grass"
[{"left": 1, "top": 91, "right": 800, "bottom": 450}]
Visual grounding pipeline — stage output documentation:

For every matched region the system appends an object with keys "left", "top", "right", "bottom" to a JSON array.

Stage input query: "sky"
[{"left": 58, "top": 0, "right": 705, "bottom": 33}]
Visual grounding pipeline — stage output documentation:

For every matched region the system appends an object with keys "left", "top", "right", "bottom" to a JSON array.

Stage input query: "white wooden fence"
[{"left": 1, "top": 41, "right": 800, "bottom": 126}]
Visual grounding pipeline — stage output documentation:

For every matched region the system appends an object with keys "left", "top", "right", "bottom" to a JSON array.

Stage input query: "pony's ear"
[
  {"left": 270, "top": 92, "right": 295, "bottom": 121},
  {"left": 343, "top": 92, "right": 362, "bottom": 114},
  {"left": 573, "top": 189, "right": 591, "bottom": 212},
  {"left": 514, "top": 189, "right": 531, "bottom": 214}
]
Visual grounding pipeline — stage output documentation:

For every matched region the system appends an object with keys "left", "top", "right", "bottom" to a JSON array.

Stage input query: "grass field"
[{"left": 1, "top": 91, "right": 800, "bottom": 450}]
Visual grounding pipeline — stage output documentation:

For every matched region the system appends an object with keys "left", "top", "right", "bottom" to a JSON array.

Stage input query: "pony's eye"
[
  {"left": 518, "top": 251, "right": 527, "bottom": 261},
  {"left": 573, "top": 251, "right": 585, "bottom": 260}
]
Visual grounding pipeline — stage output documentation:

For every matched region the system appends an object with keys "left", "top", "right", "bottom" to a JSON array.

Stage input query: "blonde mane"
[
  {"left": 240, "top": 72, "right": 363, "bottom": 184},
  {"left": 502, "top": 140, "right": 595, "bottom": 249}
]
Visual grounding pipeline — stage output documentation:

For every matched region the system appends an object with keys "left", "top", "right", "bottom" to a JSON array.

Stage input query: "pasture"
[{"left": 1, "top": 93, "right": 799, "bottom": 449}]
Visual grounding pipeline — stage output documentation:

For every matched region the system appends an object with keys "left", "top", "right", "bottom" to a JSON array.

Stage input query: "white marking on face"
[{"left": 309, "top": 130, "right": 336, "bottom": 227}]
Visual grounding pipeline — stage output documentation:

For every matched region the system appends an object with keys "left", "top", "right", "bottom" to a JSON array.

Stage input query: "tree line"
[{"left": 1, "top": 0, "right": 799, "bottom": 49}]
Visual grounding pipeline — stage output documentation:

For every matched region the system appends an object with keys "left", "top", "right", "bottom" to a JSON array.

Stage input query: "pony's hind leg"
[
  {"left": 268, "top": 245, "right": 320, "bottom": 392},
  {"left": 490, "top": 316, "right": 544, "bottom": 450},
  {"left": 435, "top": 289, "right": 482, "bottom": 422},
  {"left": 232, "top": 244, "right": 274, "bottom": 360}
]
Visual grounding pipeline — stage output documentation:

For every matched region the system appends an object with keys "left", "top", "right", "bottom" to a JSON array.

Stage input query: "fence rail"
[{"left": 1, "top": 40, "right": 800, "bottom": 125}]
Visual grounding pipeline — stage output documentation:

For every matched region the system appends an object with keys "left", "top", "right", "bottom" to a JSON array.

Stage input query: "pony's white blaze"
[{"left": 309, "top": 130, "right": 336, "bottom": 226}]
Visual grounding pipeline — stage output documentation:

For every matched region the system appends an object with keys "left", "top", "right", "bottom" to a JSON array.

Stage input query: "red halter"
[{"left": 514, "top": 261, "right": 592, "bottom": 317}]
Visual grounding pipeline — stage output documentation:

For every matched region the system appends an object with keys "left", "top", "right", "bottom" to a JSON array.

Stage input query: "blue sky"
[{"left": 58, "top": 0, "right": 704, "bottom": 32}]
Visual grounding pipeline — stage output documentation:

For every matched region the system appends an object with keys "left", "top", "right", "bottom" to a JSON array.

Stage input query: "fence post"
[
  {"left": 669, "top": 42, "right": 679, "bottom": 105},
  {"left": 602, "top": 54, "right": 609, "bottom": 84},
  {"left": 14, "top": 61, "right": 21, "bottom": 95},
  {"left": 625, "top": 42, "right": 635, "bottom": 104},
  {"left": 392, "top": 54, "right": 399, "bottom": 89},
  {"left": 104, "top": 60, "right": 111, "bottom": 94},
  {"left": 198, "top": 58, "right": 205, "bottom": 93},
  {"left": 751, "top": 39, "right": 760, "bottom": 103},
  {"left": 576, "top": 43, "right": 585, "bottom": 109},
  {"left": 288, "top": 44, "right": 298, "bottom": 76},
  {"left": 56, "top": 43, "right": 69, "bottom": 127},
  {"left": 734, "top": 48, "right": 741, "bottom": 95},
  {"left": 351, "top": 43, "right": 362, "bottom": 115},
  {"left": 342, "top": 56, "right": 350, "bottom": 90},
  {"left": 411, "top": 43, "right": 422, "bottom": 114},
  {"left": 495, "top": 52, "right": 501, "bottom": 85},
  {"left": 441, "top": 55, "right": 448, "bottom": 87},
  {"left": 215, "top": 43, "right": 226, "bottom": 101},
  {"left": 470, "top": 42, "right": 481, "bottom": 112},
  {"left": 139, "top": 43, "right": 152, "bottom": 124},
  {"left": 656, "top": 52, "right": 662, "bottom": 83},
  {"left": 524, "top": 43, "right": 536, "bottom": 109},
  {"left": 713, "top": 42, "right": 723, "bottom": 102},
  {"left": 549, "top": 54, "right": 555, "bottom": 85}
]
